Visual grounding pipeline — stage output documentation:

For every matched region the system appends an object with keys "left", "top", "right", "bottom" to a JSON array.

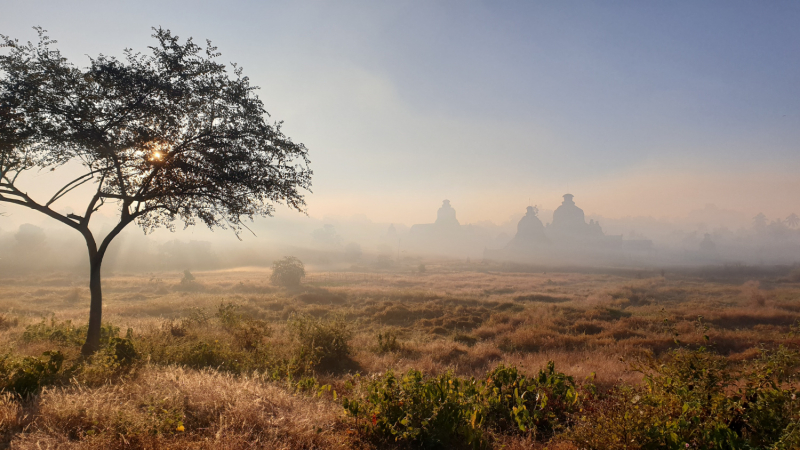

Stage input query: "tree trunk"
[{"left": 81, "top": 251, "right": 103, "bottom": 355}]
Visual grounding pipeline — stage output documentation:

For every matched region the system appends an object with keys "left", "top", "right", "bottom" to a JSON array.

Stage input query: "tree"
[
  {"left": 270, "top": 256, "right": 305, "bottom": 287},
  {"left": 786, "top": 213, "right": 799, "bottom": 229},
  {"left": 0, "top": 28, "right": 312, "bottom": 354},
  {"left": 753, "top": 213, "right": 767, "bottom": 231}
]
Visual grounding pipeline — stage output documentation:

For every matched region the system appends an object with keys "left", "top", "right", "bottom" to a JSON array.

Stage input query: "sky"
[{"left": 2, "top": 1, "right": 800, "bottom": 227}]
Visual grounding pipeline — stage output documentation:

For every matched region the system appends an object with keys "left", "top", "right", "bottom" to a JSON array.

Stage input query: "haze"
[{"left": 2, "top": 1, "right": 800, "bottom": 269}]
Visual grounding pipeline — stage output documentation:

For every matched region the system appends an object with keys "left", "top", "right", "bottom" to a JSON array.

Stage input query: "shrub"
[
  {"left": 270, "top": 256, "right": 305, "bottom": 287},
  {"left": 376, "top": 330, "right": 402, "bottom": 353},
  {"left": 182, "top": 269, "right": 195, "bottom": 283},
  {"left": 568, "top": 347, "right": 800, "bottom": 449},
  {"left": 288, "top": 313, "right": 352, "bottom": 371},
  {"left": 342, "top": 361, "right": 580, "bottom": 448},
  {"left": 176, "top": 269, "right": 204, "bottom": 292},
  {"left": 22, "top": 318, "right": 120, "bottom": 347},
  {"left": 78, "top": 337, "right": 140, "bottom": 386},
  {"left": 0, "top": 351, "right": 64, "bottom": 396},
  {"left": 481, "top": 362, "right": 579, "bottom": 436},
  {"left": 343, "top": 369, "right": 485, "bottom": 448},
  {"left": 215, "top": 302, "right": 272, "bottom": 350}
]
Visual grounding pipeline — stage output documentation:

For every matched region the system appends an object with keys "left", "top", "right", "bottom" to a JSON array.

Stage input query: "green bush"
[
  {"left": 0, "top": 351, "right": 64, "bottom": 396},
  {"left": 568, "top": 347, "right": 800, "bottom": 449},
  {"left": 288, "top": 313, "right": 352, "bottom": 371},
  {"left": 78, "top": 337, "right": 140, "bottom": 386},
  {"left": 270, "top": 256, "right": 305, "bottom": 287},
  {"left": 342, "top": 361, "right": 580, "bottom": 448},
  {"left": 22, "top": 318, "right": 120, "bottom": 347}
]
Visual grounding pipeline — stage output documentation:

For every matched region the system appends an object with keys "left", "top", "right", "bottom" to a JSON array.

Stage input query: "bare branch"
[{"left": 45, "top": 169, "right": 103, "bottom": 207}]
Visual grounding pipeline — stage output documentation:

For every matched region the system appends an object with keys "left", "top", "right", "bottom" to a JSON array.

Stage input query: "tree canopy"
[
  {"left": 1, "top": 27, "right": 311, "bottom": 233},
  {"left": 0, "top": 27, "right": 312, "bottom": 353}
]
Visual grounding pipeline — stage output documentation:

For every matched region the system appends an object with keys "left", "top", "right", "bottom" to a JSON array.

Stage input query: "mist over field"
[{"left": 1, "top": 192, "right": 798, "bottom": 273}]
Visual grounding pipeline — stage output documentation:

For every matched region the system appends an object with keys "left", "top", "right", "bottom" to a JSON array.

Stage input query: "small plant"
[
  {"left": 22, "top": 318, "right": 120, "bottom": 347},
  {"left": 376, "top": 330, "right": 402, "bottom": 353},
  {"left": 270, "top": 256, "right": 306, "bottom": 287},
  {"left": 418, "top": 264, "right": 426, "bottom": 273},
  {"left": 176, "top": 269, "right": 204, "bottom": 292},
  {"left": 78, "top": 337, "right": 140, "bottom": 386},
  {"left": 216, "top": 302, "right": 241, "bottom": 328},
  {"left": 181, "top": 269, "right": 196, "bottom": 283},
  {"left": 288, "top": 313, "right": 352, "bottom": 371},
  {"left": 215, "top": 302, "right": 272, "bottom": 350}
]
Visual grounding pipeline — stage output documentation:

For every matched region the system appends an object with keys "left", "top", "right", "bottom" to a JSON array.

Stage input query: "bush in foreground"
[
  {"left": 569, "top": 347, "right": 800, "bottom": 449},
  {"left": 342, "top": 362, "right": 581, "bottom": 448}
]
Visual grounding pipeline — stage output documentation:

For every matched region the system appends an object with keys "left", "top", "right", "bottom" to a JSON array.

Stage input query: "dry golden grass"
[
  {"left": 6, "top": 366, "right": 354, "bottom": 449},
  {"left": 2, "top": 263, "right": 800, "bottom": 448}
]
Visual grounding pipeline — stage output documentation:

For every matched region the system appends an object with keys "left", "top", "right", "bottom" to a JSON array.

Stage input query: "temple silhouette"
[
  {"left": 406, "top": 200, "right": 489, "bottom": 257},
  {"left": 489, "top": 194, "right": 652, "bottom": 264},
  {"left": 404, "top": 195, "right": 654, "bottom": 263}
]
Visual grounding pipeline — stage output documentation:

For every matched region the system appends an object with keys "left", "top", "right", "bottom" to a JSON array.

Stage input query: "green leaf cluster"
[{"left": 342, "top": 361, "right": 580, "bottom": 448}]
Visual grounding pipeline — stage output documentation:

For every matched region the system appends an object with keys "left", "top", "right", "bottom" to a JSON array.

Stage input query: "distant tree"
[
  {"left": 313, "top": 224, "right": 341, "bottom": 246},
  {"left": 786, "top": 213, "right": 799, "bottom": 229},
  {"left": 0, "top": 28, "right": 311, "bottom": 354},
  {"left": 270, "top": 256, "right": 305, "bottom": 287},
  {"left": 753, "top": 213, "right": 767, "bottom": 230}
]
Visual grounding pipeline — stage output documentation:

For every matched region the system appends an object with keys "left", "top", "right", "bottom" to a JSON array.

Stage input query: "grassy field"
[{"left": 2, "top": 263, "right": 800, "bottom": 449}]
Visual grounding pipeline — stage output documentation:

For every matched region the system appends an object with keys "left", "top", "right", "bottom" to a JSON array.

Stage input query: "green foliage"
[
  {"left": 569, "top": 347, "right": 800, "bottom": 450},
  {"left": 0, "top": 351, "right": 64, "bottom": 396},
  {"left": 77, "top": 337, "right": 140, "bottom": 386},
  {"left": 288, "top": 313, "right": 352, "bottom": 371},
  {"left": 22, "top": 318, "right": 120, "bottom": 347},
  {"left": 342, "top": 361, "right": 580, "bottom": 448},
  {"left": 482, "top": 362, "right": 579, "bottom": 435},
  {"left": 270, "top": 256, "right": 306, "bottom": 287}
]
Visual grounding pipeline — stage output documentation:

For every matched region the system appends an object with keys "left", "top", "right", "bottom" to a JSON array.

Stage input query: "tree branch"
[
  {"left": 0, "top": 181, "right": 82, "bottom": 231},
  {"left": 46, "top": 169, "right": 103, "bottom": 207}
]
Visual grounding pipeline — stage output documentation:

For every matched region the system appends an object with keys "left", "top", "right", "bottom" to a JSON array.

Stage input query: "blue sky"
[{"left": 3, "top": 1, "right": 799, "bottom": 224}]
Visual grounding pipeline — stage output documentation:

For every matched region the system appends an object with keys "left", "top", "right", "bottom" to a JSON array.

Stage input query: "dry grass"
[
  {"left": 4, "top": 366, "right": 354, "bottom": 449},
  {"left": 2, "top": 263, "right": 800, "bottom": 447}
]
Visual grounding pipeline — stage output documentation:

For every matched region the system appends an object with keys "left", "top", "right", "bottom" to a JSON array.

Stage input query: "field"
[{"left": 2, "top": 262, "right": 800, "bottom": 449}]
